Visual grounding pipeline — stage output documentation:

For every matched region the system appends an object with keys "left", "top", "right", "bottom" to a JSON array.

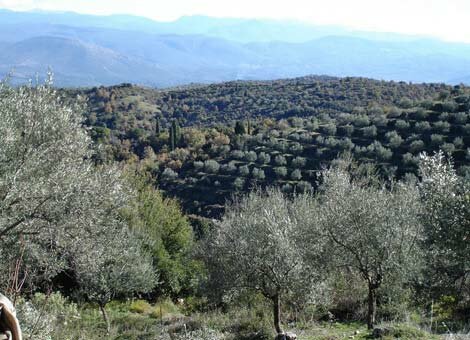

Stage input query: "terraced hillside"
[{"left": 67, "top": 76, "right": 470, "bottom": 216}]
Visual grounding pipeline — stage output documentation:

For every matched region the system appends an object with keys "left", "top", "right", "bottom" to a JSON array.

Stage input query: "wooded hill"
[{"left": 68, "top": 76, "right": 470, "bottom": 217}]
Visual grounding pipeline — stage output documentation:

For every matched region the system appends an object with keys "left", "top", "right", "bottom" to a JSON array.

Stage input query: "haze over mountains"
[{"left": 1, "top": 9, "right": 470, "bottom": 87}]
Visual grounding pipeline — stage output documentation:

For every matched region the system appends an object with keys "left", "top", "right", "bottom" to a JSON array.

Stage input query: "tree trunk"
[
  {"left": 367, "top": 284, "right": 376, "bottom": 330},
  {"left": 272, "top": 293, "right": 283, "bottom": 334},
  {"left": 99, "top": 303, "right": 110, "bottom": 335}
]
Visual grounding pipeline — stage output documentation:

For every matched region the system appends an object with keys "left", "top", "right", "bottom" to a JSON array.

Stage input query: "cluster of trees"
[
  {"left": 0, "top": 80, "right": 200, "bottom": 333},
  {"left": 69, "top": 76, "right": 449, "bottom": 161},
  {"left": 204, "top": 154, "right": 469, "bottom": 336},
  {"left": 152, "top": 87, "right": 470, "bottom": 217},
  {"left": 63, "top": 77, "right": 470, "bottom": 217}
]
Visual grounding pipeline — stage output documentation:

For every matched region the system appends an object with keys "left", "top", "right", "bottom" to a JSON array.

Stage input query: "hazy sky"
[{"left": 1, "top": 0, "right": 470, "bottom": 42}]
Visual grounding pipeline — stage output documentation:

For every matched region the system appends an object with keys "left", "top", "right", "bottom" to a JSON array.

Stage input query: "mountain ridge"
[{"left": 1, "top": 9, "right": 470, "bottom": 87}]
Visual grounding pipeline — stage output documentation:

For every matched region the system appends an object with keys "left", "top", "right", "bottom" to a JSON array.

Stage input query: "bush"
[
  {"left": 231, "top": 150, "right": 245, "bottom": 160},
  {"left": 341, "top": 124, "right": 355, "bottom": 136},
  {"left": 239, "top": 165, "right": 250, "bottom": 176},
  {"left": 352, "top": 115, "right": 370, "bottom": 127},
  {"left": 193, "top": 161, "right": 204, "bottom": 171},
  {"left": 409, "top": 140, "right": 425, "bottom": 154},
  {"left": 169, "top": 327, "right": 225, "bottom": 340},
  {"left": 433, "top": 121, "right": 451, "bottom": 133},
  {"left": 274, "top": 155, "right": 287, "bottom": 166},
  {"left": 274, "top": 167, "right": 288, "bottom": 178},
  {"left": 296, "top": 181, "right": 313, "bottom": 193},
  {"left": 257, "top": 152, "right": 271, "bottom": 164},
  {"left": 16, "top": 292, "right": 80, "bottom": 340},
  {"left": 244, "top": 151, "right": 258, "bottom": 163},
  {"left": 320, "top": 124, "right": 337, "bottom": 135},
  {"left": 454, "top": 137, "right": 464, "bottom": 149},
  {"left": 252, "top": 168, "right": 265, "bottom": 180},
  {"left": 386, "top": 131, "right": 403, "bottom": 149},
  {"left": 441, "top": 143, "right": 456, "bottom": 155},
  {"left": 395, "top": 120, "right": 410, "bottom": 130},
  {"left": 373, "top": 323, "right": 438, "bottom": 339},
  {"left": 292, "top": 157, "right": 307, "bottom": 168},
  {"left": 231, "top": 320, "right": 272, "bottom": 340},
  {"left": 415, "top": 121, "right": 431, "bottom": 132},
  {"left": 430, "top": 134, "right": 444, "bottom": 147},
  {"left": 234, "top": 177, "right": 245, "bottom": 190},
  {"left": 204, "top": 160, "right": 220, "bottom": 174},
  {"left": 162, "top": 167, "right": 178, "bottom": 179},
  {"left": 150, "top": 299, "right": 181, "bottom": 319},
  {"left": 130, "top": 300, "right": 152, "bottom": 314},
  {"left": 326, "top": 272, "right": 367, "bottom": 321},
  {"left": 362, "top": 125, "right": 377, "bottom": 138},
  {"left": 290, "top": 169, "right": 302, "bottom": 180}
]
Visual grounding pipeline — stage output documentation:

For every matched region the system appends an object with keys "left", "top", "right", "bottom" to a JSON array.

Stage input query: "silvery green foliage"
[
  {"left": 73, "top": 224, "right": 157, "bottom": 307},
  {"left": 16, "top": 292, "right": 80, "bottom": 340},
  {"left": 0, "top": 77, "right": 144, "bottom": 293},
  {"left": 319, "top": 160, "right": 423, "bottom": 288},
  {"left": 15, "top": 299, "right": 54, "bottom": 340},
  {"left": 205, "top": 188, "right": 324, "bottom": 302},
  {"left": 418, "top": 151, "right": 470, "bottom": 293},
  {"left": 166, "top": 328, "right": 225, "bottom": 340}
]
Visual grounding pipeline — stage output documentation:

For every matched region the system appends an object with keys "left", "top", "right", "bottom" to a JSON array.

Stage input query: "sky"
[{"left": 1, "top": 0, "right": 470, "bottom": 42}]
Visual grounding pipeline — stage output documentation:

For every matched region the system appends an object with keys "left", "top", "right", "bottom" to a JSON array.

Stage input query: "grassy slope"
[{"left": 55, "top": 301, "right": 450, "bottom": 340}]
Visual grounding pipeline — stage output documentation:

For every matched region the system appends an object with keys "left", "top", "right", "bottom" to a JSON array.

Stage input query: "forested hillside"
[{"left": 68, "top": 76, "right": 470, "bottom": 216}]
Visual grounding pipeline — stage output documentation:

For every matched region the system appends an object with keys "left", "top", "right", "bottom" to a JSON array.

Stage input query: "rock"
[{"left": 275, "top": 332, "right": 297, "bottom": 340}]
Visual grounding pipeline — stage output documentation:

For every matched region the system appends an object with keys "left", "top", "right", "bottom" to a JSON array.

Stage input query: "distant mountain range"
[{"left": 1, "top": 9, "right": 470, "bottom": 87}]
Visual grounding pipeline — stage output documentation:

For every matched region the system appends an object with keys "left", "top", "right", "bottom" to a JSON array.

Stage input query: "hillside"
[
  {"left": 66, "top": 76, "right": 470, "bottom": 217},
  {"left": 74, "top": 76, "right": 446, "bottom": 127},
  {"left": 0, "top": 36, "right": 173, "bottom": 86}
]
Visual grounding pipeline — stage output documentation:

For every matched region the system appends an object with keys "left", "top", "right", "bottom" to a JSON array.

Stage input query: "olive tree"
[
  {"left": 204, "top": 188, "right": 325, "bottom": 336},
  {"left": 0, "top": 78, "right": 155, "bottom": 302},
  {"left": 0, "top": 78, "right": 109, "bottom": 291},
  {"left": 418, "top": 152, "right": 470, "bottom": 297},
  {"left": 318, "top": 160, "right": 422, "bottom": 329},
  {"left": 73, "top": 224, "right": 156, "bottom": 334}
]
